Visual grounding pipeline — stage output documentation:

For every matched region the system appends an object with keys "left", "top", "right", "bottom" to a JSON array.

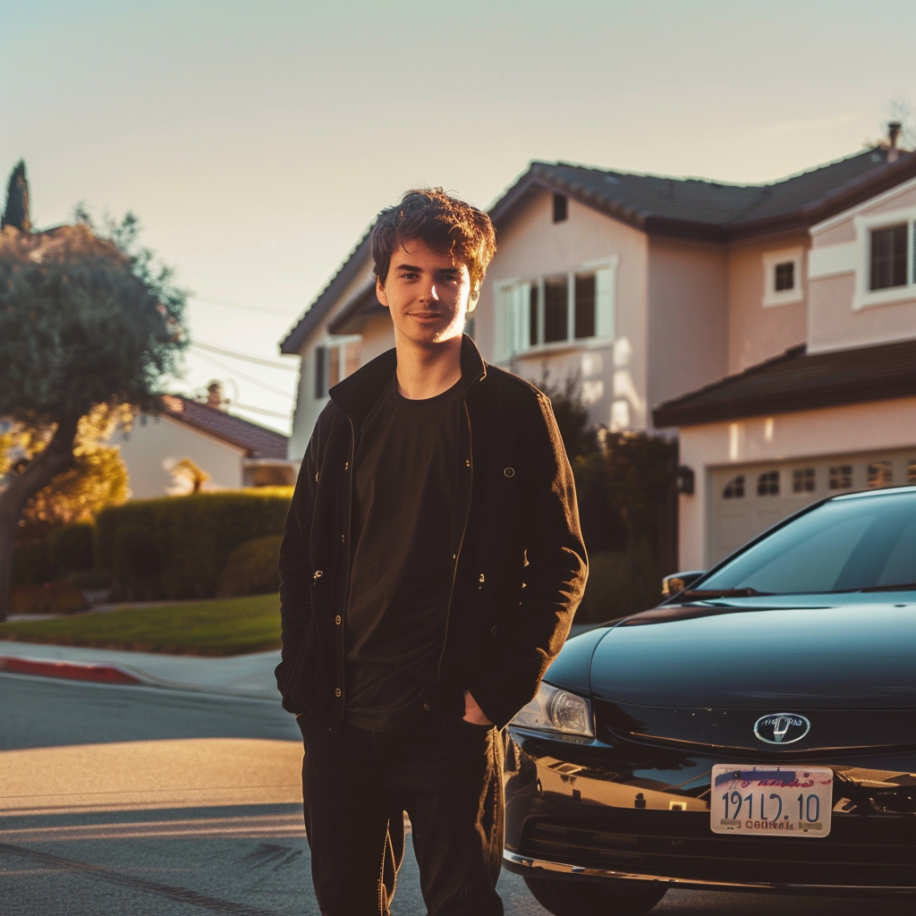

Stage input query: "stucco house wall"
[
  {"left": 725, "top": 235, "right": 809, "bottom": 374},
  {"left": 808, "top": 177, "right": 916, "bottom": 355},
  {"left": 647, "top": 236, "right": 728, "bottom": 419},
  {"left": 287, "top": 258, "right": 377, "bottom": 462},
  {"left": 477, "top": 191, "right": 650, "bottom": 431},
  {"left": 111, "top": 414, "right": 246, "bottom": 498}
]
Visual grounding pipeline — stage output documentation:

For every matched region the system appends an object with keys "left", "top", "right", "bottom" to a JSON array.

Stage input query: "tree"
[
  {"left": 1, "top": 160, "right": 31, "bottom": 233},
  {"left": 0, "top": 172, "right": 187, "bottom": 619},
  {"left": 2, "top": 405, "right": 131, "bottom": 541}
]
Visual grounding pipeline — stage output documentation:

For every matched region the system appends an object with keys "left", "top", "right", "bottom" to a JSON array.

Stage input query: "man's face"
[{"left": 376, "top": 238, "right": 478, "bottom": 349}]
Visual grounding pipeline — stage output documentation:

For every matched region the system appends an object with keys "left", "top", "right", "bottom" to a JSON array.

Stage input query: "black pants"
[{"left": 298, "top": 716, "right": 504, "bottom": 916}]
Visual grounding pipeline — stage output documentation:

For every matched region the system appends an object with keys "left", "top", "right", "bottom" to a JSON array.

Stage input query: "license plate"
[{"left": 710, "top": 765, "right": 833, "bottom": 838}]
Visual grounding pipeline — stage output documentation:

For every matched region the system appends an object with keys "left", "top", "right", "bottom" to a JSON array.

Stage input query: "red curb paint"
[{"left": 0, "top": 656, "right": 142, "bottom": 685}]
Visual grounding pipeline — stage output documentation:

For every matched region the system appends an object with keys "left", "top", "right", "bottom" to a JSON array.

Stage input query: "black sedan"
[{"left": 503, "top": 486, "right": 916, "bottom": 915}]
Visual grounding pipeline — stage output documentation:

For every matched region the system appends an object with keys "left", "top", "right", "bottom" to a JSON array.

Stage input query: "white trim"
[
  {"left": 761, "top": 247, "right": 804, "bottom": 307},
  {"left": 808, "top": 242, "right": 857, "bottom": 279},
  {"left": 810, "top": 172, "right": 916, "bottom": 236},
  {"left": 852, "top": 205, "right": 916, "bottom": 311}
]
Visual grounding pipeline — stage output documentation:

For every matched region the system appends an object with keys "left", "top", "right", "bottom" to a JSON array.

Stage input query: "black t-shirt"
[{"left": 344, "top": 373, "right": 463, "bottom": 731}]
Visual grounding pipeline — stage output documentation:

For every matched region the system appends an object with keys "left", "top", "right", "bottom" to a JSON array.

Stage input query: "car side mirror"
[{"left": 661, "top": 571, "right": 705, "bottom": 597}]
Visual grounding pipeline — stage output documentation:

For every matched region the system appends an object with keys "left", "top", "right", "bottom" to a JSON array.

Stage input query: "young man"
[{"left": 277, "top": 188, "right": 587, "bottom": 915}]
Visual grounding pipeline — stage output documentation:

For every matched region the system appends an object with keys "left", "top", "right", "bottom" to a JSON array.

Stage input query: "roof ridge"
[{"left": 537, "top": 147, "right": 887, "bottom": 192}]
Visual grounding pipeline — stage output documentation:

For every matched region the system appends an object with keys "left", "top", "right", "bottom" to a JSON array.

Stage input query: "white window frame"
[
  {"left": 853, "top": 205, "right": 916, "bottom": 311},
  {"left": 762, "top": 247, "right": 804, "bottom": 307},
  {"left": 313, "top": 334, "right": 361, "bottom": 399},
  {"left": 493, "top": 256, "right": 618, "bottom": 361}
]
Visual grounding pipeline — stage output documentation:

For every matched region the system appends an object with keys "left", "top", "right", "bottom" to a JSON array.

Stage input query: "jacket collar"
[{"left": 330, "top": 334, "right": 487, "bottom": 426}]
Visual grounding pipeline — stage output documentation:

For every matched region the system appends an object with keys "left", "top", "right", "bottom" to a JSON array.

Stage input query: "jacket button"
[
  {"left": 423, "top": 703, "right": 431, "bottom": 712},
  {"left": 335, "top": 615, "right": 341, "bottom": 625},
  {"left": 478, "top": 573, "right": 485, "bottom": 583},
  {"left": 465, "top": 459, "right": 471, "bottom": 467},
  {"left": 491, "top": 626, "right": 498, "bottom": 636},
  {"left": 344, "top": 461, "right": 349, "bottom": 471},
  {"left": 340, "top": 534, "right": 346, "bottom": 543},
  {"left": 503, "top": 467, "right": 515, "bottom": 478},
  {"left": 313, "top": 570, "right": 323, "bottom": 581},
  {"left": 334, "top": 688, "right": 342, "bottom": 698}
]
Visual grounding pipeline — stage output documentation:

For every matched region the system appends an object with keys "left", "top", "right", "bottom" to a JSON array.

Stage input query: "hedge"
[
  {"left": 95, "top": 488, "right": 293, "bottom": 599},
  {"left": 219, "top": 534, "right": 282, "bottom": 597}
]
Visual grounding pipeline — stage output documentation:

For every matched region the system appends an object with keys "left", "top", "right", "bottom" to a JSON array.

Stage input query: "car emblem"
[{"left": 753, "top": 713, "right": 811, "bottom": 745}]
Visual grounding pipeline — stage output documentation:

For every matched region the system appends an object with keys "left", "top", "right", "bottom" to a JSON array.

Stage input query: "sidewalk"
[
  {"left": 0, "top": 622, "right": 602, "bottom": 699},
  {"left": 0, "top": 640, "right": 281, "bottom": 700}
]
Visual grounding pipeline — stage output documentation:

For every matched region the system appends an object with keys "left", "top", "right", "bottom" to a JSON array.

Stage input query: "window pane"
[
  {"left": 774, "top": 261, "right": 795, "bottom": 291},
  {"left": 344, "top": 342, "right": 360, "bottom": 380},
  {"left": 543, "top": 276, "right": 568, "bottom": 343},
  {"left": 574, "top": 273, "right": 596, "bottom": 339},
  {"left": 328, "top": 345, "right": 341, "bottom": 389},
  {"left": 314, "top": 345, "right": 327, "bottom": 398},
  {"left": 792, "top": 467, "right": 815, "bottom": 493},
  {"left": 529, "top": 283, "right": 539, "bottom": 347},
  {"left": 829, "top": 465, "right": 852, "bottom": 490},
  {"left": 867, "top": 461, "right": 893, "bottom": 489},
  {"left": 757, "top": 470, "right": 779, "bottom": 496},
  {"left": 552, "top": 193, "right": 568, "bottom": 223},
  {"left": 723, "top": 475, "right": 745, "bottom": 499},
  {"left": 869, "top": 224, "right": 908, "bottom": 290}
]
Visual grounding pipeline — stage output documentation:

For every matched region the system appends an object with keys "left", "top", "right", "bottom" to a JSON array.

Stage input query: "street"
[{"left": 1, "top": 673, "right": 912, "bottom": 915}]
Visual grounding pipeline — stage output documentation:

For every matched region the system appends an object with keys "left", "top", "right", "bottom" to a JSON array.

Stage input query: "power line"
[
  {"left": 190, "top": 340, "right": 299, "bottom": 371},
  {"left": 232, "top": 402, "right": 292, "bottom": 420},
  {"left": 191, "top": 295, "right": 300, "bottom": 318},
  {"left": 190, "top": 350, "right": 295, "bottom": 398}
]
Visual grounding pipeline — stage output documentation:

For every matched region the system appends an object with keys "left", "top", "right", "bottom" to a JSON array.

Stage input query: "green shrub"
[
  {"left": 48, "top": 522, "right": 95, "bottom": 573},
  {"left": 96, "top": 488, "right": 293, "bottom": 600},
  {"left": 112, "top": 525, "right": 164, "bottom": 584},
  {"left": 219, "top": 535, "right": 282, "bottom": 597},
  {"left": 11, "top": 538, "right": 55, "bottom": 586},
  {"left": 11, "top": 581, "right": 89, "bottom": 615},
  {"left": 67, "top": 568, "right": 114, "bottom": 591},
  {"left": 576, "top": 541, "right": 664, "bottom": 625}
]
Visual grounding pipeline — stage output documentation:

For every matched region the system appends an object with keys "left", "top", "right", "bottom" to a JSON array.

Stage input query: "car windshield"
[{"left": 700, "top": 490, "right": 916, "bottom": 595}]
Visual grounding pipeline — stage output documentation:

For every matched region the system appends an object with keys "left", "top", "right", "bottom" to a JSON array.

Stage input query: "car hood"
[{"left": 587, "top": 600, "right": 916, "bottom": 709}]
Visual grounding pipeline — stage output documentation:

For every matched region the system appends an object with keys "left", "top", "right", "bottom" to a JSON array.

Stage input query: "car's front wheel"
[{"left": 524, "top": 876, "right": 667, "bottom": 916}]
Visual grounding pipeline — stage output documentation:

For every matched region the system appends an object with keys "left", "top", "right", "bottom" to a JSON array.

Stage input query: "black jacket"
[{"left": 275, "top": 336, "right": 587, "bottom": 730}]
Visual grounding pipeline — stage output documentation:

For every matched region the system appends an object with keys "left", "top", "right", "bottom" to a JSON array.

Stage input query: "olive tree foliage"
[
  {"left": 0, "top": 404, "right": 131, "bottom": 540},
  {"left": 0, "top": 199, "right": 187, "bottom": 619}
]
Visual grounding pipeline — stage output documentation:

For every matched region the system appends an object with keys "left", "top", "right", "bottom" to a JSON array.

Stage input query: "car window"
[
  {"left": 701, "top": 492, "right": 916, "bottom": 594},
  {"left": 877, "top": 518, "right": 916, "bottom": 586}
]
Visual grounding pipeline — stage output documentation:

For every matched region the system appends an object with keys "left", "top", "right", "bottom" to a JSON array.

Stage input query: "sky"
[{"left": 3, "top": 0, "right": 915, "bottom": 433}]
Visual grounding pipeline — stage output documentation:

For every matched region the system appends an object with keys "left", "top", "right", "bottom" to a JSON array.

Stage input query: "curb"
[{"left": 0, "top": 656, "right": 144, "bottom": 685}]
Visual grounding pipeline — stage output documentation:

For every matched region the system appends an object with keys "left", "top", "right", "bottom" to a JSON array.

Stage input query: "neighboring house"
[
  {"left": 110, "top": 394, "right": 294, "bottom": 498},
  {"left": 281, "top": 127, "right": 915, "bottom": 570},
  {"left": 654, "top": 132, "right": 916, "bottom": 571}
]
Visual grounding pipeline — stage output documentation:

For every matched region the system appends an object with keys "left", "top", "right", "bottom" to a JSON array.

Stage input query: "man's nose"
[{"left": 420, "top": 280, "right": 440, "bottom": 302}]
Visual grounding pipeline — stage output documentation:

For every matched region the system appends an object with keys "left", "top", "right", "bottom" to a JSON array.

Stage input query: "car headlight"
[{"left": 511, "top": 681, "right": 594, "bottom": 738}]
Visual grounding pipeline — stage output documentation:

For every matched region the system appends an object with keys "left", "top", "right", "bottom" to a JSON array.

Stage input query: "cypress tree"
[{"left": 1, "top": 160, "right": 31, "bottom": 233}]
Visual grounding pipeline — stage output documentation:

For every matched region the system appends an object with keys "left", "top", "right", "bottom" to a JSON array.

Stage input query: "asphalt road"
[{"left": 1, "top": 673, "right": 912, "bottom": 916}]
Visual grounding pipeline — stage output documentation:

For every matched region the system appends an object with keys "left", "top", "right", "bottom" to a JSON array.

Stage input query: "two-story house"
[
  {"left": 655, "top": 137, "right": 916, "bottom": 571},
  {"left": 281, "top": 128, "right": 915, "bottom": 570}
]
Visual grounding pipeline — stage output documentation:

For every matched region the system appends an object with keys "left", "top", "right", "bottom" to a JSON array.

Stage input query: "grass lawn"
[{"left": 0, "top": 593, "right": 281, "bottom": 657}]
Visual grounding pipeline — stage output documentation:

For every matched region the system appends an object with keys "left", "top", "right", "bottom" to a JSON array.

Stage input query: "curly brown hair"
[{"left": 371, "top": 188, "right": 496, "bottom": 291}]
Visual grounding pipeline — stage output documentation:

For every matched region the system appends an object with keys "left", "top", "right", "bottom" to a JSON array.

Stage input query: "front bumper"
[{"left": 503, "top": 727, "right": 916, "bottom": 894}]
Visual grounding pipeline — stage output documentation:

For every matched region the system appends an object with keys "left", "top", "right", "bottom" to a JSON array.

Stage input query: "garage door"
[{"left": 709, "top": 449, "right": 916, "bottom": 566}]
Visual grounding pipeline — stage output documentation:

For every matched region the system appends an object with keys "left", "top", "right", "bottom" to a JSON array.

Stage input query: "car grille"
[{"left": 519, "top": 812, "right": 916, "bottom": 887}]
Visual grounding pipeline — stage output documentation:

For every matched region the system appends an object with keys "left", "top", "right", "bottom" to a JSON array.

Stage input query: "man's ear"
[
  {"left": 376, "top": 276, "right": 389, "bottom": 308},
  {"left": 467, "top": 284, "right": 480, "bottom": 315}
]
